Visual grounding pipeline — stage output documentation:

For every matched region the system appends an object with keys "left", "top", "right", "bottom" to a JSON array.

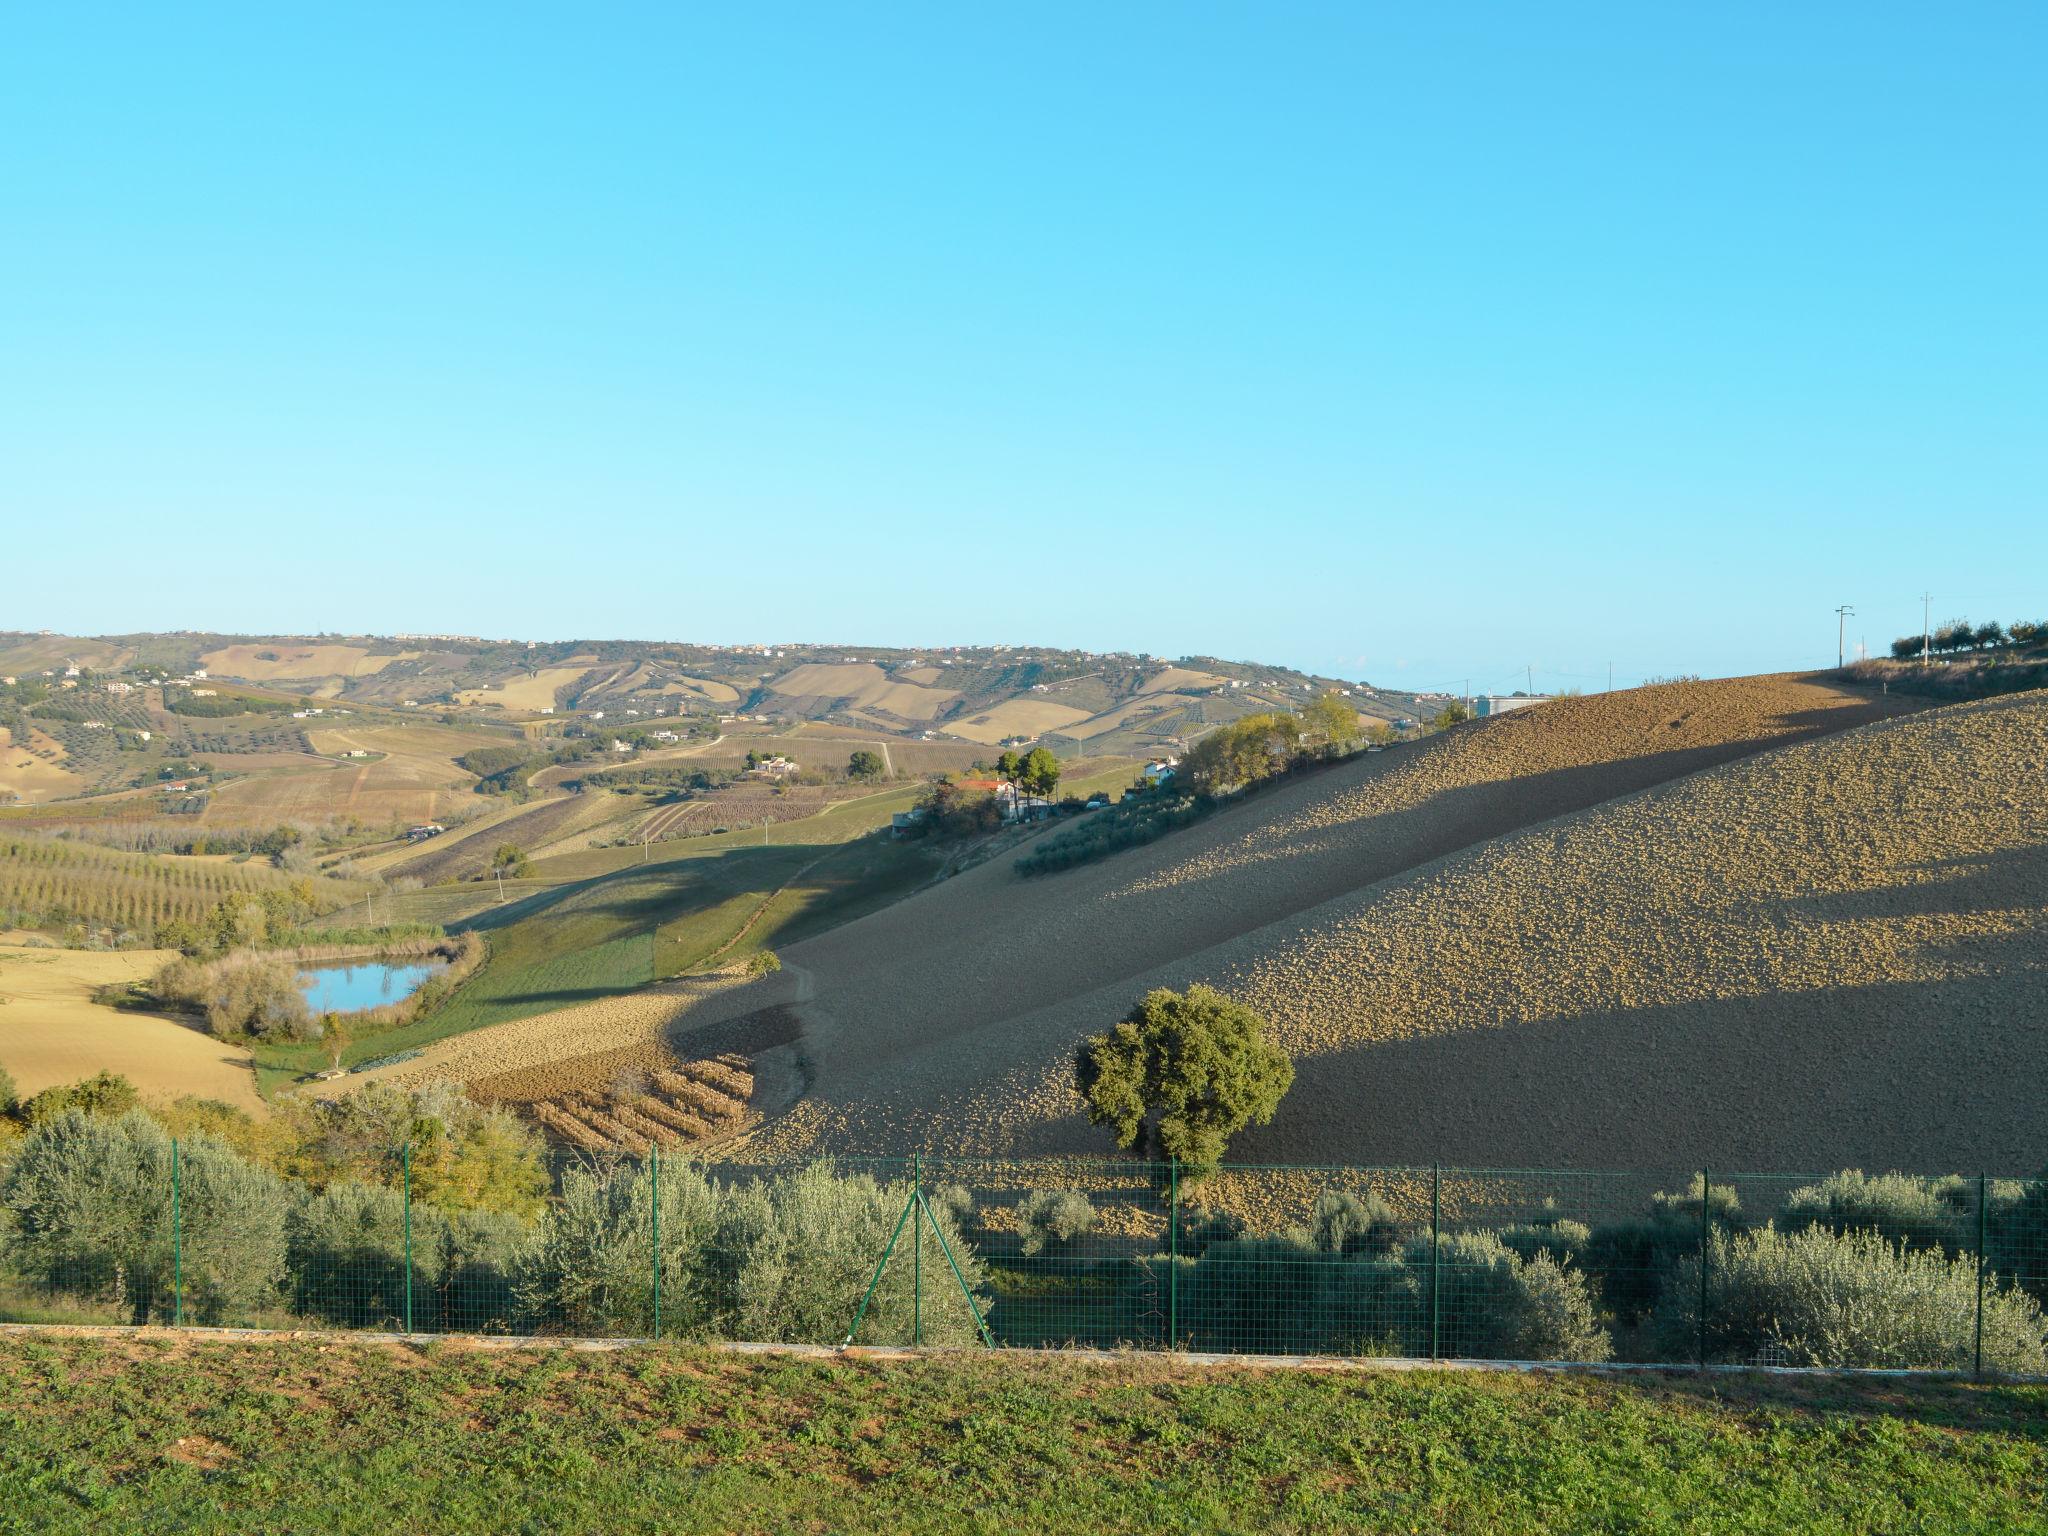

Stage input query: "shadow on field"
[
  {"left": 1619, "top": 1370, "right": 2048, "bottom": 1437},
  {"left": 1239, "top": 924, "right": 2048, "bottom": 1173},
  {"left": 1774, "top": 841, "right": 2048, "bottom": 923}
]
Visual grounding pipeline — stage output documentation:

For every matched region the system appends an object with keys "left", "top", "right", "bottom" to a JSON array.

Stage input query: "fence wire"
[{"left": 2, "top": 1146, "right": 2044, "bottom": 1373}]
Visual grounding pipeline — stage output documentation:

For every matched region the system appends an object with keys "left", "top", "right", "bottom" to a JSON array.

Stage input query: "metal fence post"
[
  {"left": 651, "top": 1142, "right": 662, "bottom": 1341},
  {"left": 1975, "top": 1171, "right": 1987, "bottom": 1378},
  {"left": 1696, "top": 1167, "right": 1710, "bottom": 1370},
  {"left": 402, "top": 1141, "right": 414, "bottom": 1336},
  {"left": 1429, "top": 1163, "right": 1441, "bottom": 1362},
  {"left": 912, "top": 1152, "right": 922, "bottom": 1348},
  {"left": 171, "top": 1138, "right": 183, "bottom": 1328},
  {"left": 1168, "top": 1157, "right": 1179, "bottom": 1349}
]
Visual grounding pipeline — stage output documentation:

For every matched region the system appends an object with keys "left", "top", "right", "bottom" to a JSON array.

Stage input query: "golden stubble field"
[
  {"left": 0, "top": 725, "right": 84, "bottom": 805},
  {"left": 731, "top": 676, "right": 2048, "bottom": 1172},
  {"left": 0, "top": 944, "right": 267, "bottom": 1113},
  {"left": 199, "top": 644, "right": 418, "bottom": 681},
  {"left": 202, "top": 722, "right": 497, "bottom": 826}
]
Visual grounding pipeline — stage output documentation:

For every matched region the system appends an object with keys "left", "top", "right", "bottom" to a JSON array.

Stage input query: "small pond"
[{"left": 297, "top": 959, "right": 447, "bottom": 1014}]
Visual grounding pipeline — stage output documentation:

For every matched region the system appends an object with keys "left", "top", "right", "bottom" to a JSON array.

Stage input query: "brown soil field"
[
  {"left": 355, "top": 973, "right": 801, "bottom": 1147},
  {"left": 199, "top": 644, "right": 416, "bottom": 680},
  {"left": 718, "top": 674, "right": 2048, "bottom": 1172},
  {"left": 0, "top": 945, "right": 266, "bottom": 1113}
]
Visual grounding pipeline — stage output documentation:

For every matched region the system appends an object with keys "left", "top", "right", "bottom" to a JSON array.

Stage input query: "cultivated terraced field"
[
  {"left": 360, "top": 975, "right": 804, "bottom": 1150},
  {"left": 727, "top": 674, "right": 2048, "bottom": 1170}
]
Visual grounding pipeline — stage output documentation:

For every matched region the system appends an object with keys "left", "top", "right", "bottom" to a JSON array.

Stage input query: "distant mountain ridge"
[{"left": 0, "top": 631, "right": 1427, "bottom": 761}]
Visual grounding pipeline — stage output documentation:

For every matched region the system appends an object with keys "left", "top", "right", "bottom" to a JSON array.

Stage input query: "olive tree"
[
  {"left": 1074, "top": 985, "right": 1294, "bottom": 1174},
  {"left": 0, "top": 1110, "right": 287, "bottom": 1324}
]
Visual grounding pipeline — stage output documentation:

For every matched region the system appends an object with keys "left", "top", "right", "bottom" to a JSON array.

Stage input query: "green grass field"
[
  {"left": 394, "top": 835, "right": 936, "bottom": 1046},
  {"left": 2, "top": 1334, "right": 2042, "bottom": 1534}
]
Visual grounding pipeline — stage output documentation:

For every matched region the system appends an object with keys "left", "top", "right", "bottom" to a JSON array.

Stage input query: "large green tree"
[
  {"left": 1018, "top": 746, "right": 1061, "bottom": 798},
  {"left": 847, "top": 749, "right": 886, "bottom": 781},
  {"left": 1302, "top": 691, "right": 1362, "bottom": 747},
  {"left": 1073, "top": 985, "right": 1293, "bottom": 1173}
]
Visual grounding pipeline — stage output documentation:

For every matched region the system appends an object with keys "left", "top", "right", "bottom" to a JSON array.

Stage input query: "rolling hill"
[{"left": 697, "top": 673, "right": 2047, "bottom": 1173}]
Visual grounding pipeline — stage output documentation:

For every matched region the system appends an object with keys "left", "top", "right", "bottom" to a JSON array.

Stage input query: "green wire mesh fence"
[{"left": 3, "top": 1141, "right": 2045, "bottom": 1373}]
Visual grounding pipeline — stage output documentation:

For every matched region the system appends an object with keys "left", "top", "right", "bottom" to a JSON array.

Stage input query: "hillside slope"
[{"left": 724, "top": 673, "right": 2044, "bottom": 1167}]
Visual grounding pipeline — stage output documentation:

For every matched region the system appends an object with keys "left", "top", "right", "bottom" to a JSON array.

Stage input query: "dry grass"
[
  {"left": 725, "top": 673, "right": 2048, "bottom": 1172},
  {"left": 209, "top": 722, "right": 496, "bottom": 826},
  {"left": 452, "top": 665, "right": 595, "bottom": 712},
  {"left": 766, "top": 662, "right": 958, "bottom": 720},
  {"left": 198, "top": 643, "right": 416, "bottom": 680},
  {"left": 946, "top": 699, "right": 1096, "bottom": 744},
  {"left": 0, "top": 944, "right": 267, "bottom": 1111},
  {"left": 0, "top": 725, "right": 83, "bottom": 805}
]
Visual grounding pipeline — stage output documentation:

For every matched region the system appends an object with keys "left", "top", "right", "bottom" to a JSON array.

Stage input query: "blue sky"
[{"left": 3, "top": 5, "right": 2041, "bottom": 693}]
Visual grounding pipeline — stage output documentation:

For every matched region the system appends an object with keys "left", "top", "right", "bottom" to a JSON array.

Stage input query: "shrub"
[
  {"left": 515, "top": 1161, "right": 987, "bottom": 1346},
  {"left": 287, "top": 1179, "right": 432, "bottom": 1328},
  {"left": 199, "top": 955, "right": 312, "bottom": 1041},
  {"left": 725, "top": 1162, "right": 985, "bottom": 1347},
  {"left": 21, "top": 1070, "right": 140, "bottom": 1125},
  {"left": 1413, "top": 1231, "right": 1612, "bottom": 1363},
  {"left": 1176, "top": 1227, "right": 1610, "bottom": 1362},
  {"left": 430, "top": 1208, "right": 532, "bottom": 1333},
  {"left": 746, "top": 949, "right": 782, "bottom": 977},
  {"left": 1496, "top": 1218, "right": 1592, "bottom": 1268},
  {"left": 1075, "top": 985, "right": 1293, "bottom": 1173},
  {"left": 274, "top": 1082, "right": 548, "bottom": 1219},
  {"left": 926, "top": 1183, "right": 976, "bottom": 1234},
  {"left": 1779, "top": 1170, "right": 1971, "bottom": 1254},
  {"left": 1308, "top": 1189, "right": 1404, "bottom": 1257},
  {"left": 1656, "top": 1224, "right": 2047, "bottom": 1372},
  {"left": 0, "top": 1110, "right": 287, "bottom": 1324},
  {"left": 0, "top": 1063, "right": 14, "bottom": 1117},
  {"left": 1577, "top": 1176, "right": 1742, "bottom": 1323},
  {"left": 1015, "top": 791, "right": 1212, "bottom": 876},
  {"left": 1015, "top": 1190, "right": 1097, "bottom": 1256}
]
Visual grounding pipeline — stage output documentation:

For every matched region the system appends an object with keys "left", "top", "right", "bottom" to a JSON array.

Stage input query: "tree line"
[{"left": 1890, "top": 616, "right": 2046, "bottom": 660}]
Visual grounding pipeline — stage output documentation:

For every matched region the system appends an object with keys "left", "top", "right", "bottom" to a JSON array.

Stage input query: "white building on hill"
[{"left": 1475, "top": 695, "right": 1553, "bottom": 717}]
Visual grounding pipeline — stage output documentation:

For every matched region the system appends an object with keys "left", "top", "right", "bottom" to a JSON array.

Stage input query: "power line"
[{"left": 1834, "top": 604, "right": 1855, "bottom": 670}]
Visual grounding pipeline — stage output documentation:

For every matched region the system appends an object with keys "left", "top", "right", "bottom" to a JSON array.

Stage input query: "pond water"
[{"left": 297, "top": 959, "right": 446, "bottom": 1014}]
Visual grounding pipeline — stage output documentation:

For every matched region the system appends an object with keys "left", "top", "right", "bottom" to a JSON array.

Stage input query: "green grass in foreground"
[{"left": 0, "top": 1335, "right": 2042, "bottom": 1535}]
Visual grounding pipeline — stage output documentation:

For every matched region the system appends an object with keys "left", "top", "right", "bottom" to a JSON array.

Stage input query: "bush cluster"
[
  {"left": 1015, "top": 791, "right": 1211, "bottom": 876},
  {"left": 517, "top": 1160, "right": 986, "bottom": 1344}
]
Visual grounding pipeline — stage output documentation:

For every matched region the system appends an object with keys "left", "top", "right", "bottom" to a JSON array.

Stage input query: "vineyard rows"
[{"left": 0, "top": 833, "right": 353, "bottom": 934}]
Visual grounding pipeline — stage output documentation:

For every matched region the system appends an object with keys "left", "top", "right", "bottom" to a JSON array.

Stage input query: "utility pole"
[
  {"left": 496, "top": 868, "right": 506, "bottom": 904},
  {"left": 1835, "top": 605, "right": 1855, "bottom": 669},
  {"left": 1607, "top": 661, "right": 1613, "bottom": 693},
  {"left": 1922, "top": 592, "right": 1932, "bottom": 662},
  {"left": 1527, "top": 663, "right": 1534, "bottom": 697}
]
